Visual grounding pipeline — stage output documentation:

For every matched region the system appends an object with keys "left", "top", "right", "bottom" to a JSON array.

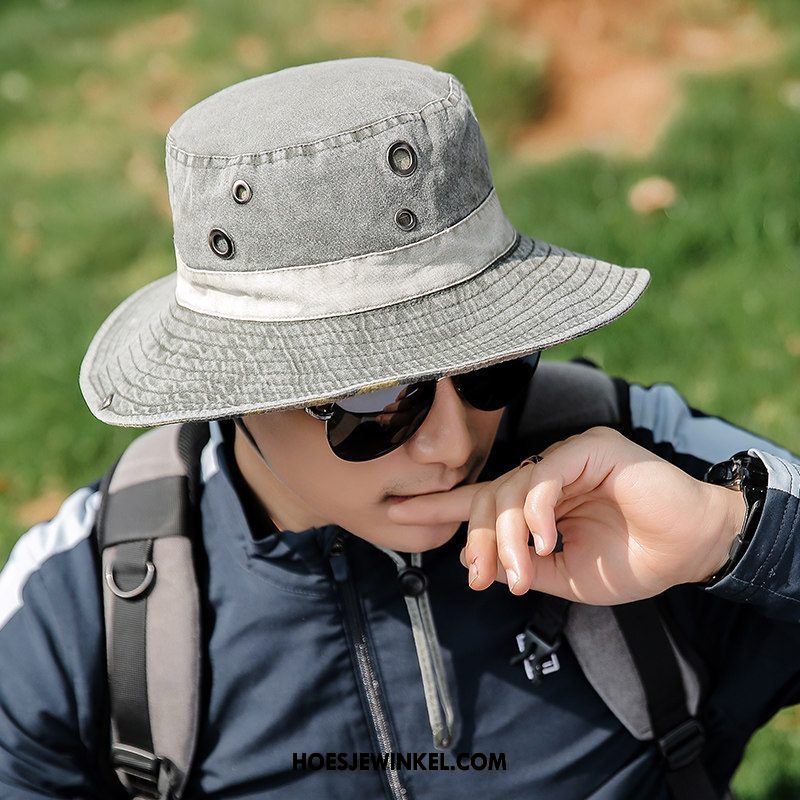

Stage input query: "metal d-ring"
[{"left": 105, "top": 560, "right": 156, "bottom": 599}]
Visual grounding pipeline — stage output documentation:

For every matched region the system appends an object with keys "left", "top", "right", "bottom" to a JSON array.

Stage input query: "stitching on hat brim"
[
  {"left": 166, "top": 75, "right": 460, "bottom": 169},
  {"left": 89, "top": 267, "right": 640, "bottom": 424},
  {"left": 81, "top": 236, "right": 650, "bottom": 426}
]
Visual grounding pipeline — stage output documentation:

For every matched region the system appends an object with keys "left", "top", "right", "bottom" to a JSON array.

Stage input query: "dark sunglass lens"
[
  {"left": 455, "top": 354, "right": 539, "bottom": 411},
  {"left": 327, "top": 381, "right": 436, "bottom": 462}
]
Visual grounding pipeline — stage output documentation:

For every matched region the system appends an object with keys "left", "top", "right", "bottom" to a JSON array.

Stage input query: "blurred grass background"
[{"left": 0, "top": 0, "right": 798, "bottom": 795}]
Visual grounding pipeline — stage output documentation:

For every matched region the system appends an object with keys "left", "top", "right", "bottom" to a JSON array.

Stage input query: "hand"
[{"left": 386, "top": 426, "right": 746, "bottom": 604}]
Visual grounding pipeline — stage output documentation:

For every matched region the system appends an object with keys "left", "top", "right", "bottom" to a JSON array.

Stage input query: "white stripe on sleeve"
[
  {"left": 0, "top": 486, "right": 100, "bottom": 631},
  {"left": 629, "top": 383, "right": 799, "bottom": 464}
]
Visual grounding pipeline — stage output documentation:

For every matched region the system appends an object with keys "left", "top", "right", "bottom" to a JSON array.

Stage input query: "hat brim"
[{"left": 79, "top": 233, "right": 650, "bottom": 427}]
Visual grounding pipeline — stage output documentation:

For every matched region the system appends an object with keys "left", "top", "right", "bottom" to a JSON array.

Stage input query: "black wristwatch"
[{"left": 701, "top": 451, "right": 768, "bottom": 585}]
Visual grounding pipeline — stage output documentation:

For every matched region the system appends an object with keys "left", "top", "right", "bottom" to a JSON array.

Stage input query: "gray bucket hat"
[{"left": 79, "top": 56, "right": 650, "bottom": 428}]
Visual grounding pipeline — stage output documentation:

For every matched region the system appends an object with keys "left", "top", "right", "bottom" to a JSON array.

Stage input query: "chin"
[{"left": 381, "top": 520, "right": 462, "bottom": 553}]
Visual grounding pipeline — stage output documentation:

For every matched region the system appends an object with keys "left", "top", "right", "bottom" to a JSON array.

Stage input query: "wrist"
[{"left": 696, "top": 483, "right": 747, "bottom": 584}]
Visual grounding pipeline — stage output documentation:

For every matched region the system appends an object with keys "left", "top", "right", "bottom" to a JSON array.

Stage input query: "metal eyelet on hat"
[
  {"left": 387, "top": 141, "right": 417, "bottom": 176},
  {"left": 208, "top": 228, "right": 235, "bottom": 259},
  {"left": 231, "top": 179, "right": 252, "bottom": 204},
  {"left": 394, "top": 208, "right": 417, "bottom": 231}
]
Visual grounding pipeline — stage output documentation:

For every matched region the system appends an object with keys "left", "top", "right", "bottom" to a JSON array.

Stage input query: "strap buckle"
[
  {"left": 657, "top": 718, "right": 706, "bottom": 771},
  {"left": 112, "top": 744, "right": 172, "bottom": 799},
  {"left": 509, "top": 623, "right": 561, "bottom": 684}
]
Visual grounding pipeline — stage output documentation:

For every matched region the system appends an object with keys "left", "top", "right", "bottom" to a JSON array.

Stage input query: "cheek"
[
  {"left": 272, "top": 419, "right": 385, "bottom": 509},
  {"left": 325, "top": 470, "right": 384, "bottom": 510},
  {"left": 256, "top": 411, "right": 336, "bottom": 481},
  {"left": 294, "top": 408, "right": 503, "bottom": 525},
  {"left": 480, "top": 409, "right": 505, "bottom": 440}
]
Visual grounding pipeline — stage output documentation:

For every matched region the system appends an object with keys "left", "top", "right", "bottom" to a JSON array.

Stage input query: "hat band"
[{"left": 174, "top": 187, "right": 517, "bottom": 322}]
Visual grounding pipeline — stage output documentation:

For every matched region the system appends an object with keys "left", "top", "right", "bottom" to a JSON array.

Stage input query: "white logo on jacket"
[{"left": 515, "top": 632, "right": 561, "bottom": 680}]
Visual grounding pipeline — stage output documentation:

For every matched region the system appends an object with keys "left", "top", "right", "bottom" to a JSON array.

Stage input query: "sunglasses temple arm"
[{"left": 232, "top": 416, "right": 280, "bottom": 474}]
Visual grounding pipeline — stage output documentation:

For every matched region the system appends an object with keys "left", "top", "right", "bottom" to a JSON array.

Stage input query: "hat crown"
[
  {"left": 164, "top": 56, "right": 494, "bottom": 273},
  {"left": 169, "top": 57, "right": 449, "bottom": 156}
]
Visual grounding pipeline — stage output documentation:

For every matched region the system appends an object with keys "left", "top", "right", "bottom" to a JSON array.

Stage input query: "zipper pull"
[{"left": 328, "top": 534, "right": 349, "bottom": 582}]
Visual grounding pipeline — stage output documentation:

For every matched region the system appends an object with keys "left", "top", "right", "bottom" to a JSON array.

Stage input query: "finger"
[
  {"left": 460, "top": 547, "right": 510, "bottom": 587},
  {"left": 463, "top": 488, "right": 498, "bottom": 590},
  {"left": 508, "top": 457, "right": 561, "bottom": 557},
  {"left": 526, "top": 548, "right": 581, "bottom": 602},
  {"left": 482, "top": 543, "right": 577, "bottom": 602},
  {"left": 521, "top": 436, "right": 606, "bottom": 556},
  {"left": 494, "top": 558, "right": 510, "bottom": 586},
  {"left": 522, "top": 474, "right": 561, "bottom": 557},
  {"left": 494, "top": 472, "right": 539, "bottom": 595},
  {"left": 386, "top": 481, "right": 482, "bottom": 524}
]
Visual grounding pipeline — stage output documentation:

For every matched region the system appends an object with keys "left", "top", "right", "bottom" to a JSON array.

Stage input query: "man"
[{"left": 0, "top": 56, "right": 798, "bottom": 800}]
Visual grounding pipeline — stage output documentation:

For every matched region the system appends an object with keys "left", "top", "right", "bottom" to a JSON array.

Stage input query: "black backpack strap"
[
  {"left": 613, "top": 600, "right": 718, "bottom": 800},
  {"left": 95, "top": 420, "right": 210, "bottom": 800}
]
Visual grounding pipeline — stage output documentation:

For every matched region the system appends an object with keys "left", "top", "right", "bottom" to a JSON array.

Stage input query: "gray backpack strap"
[
  {"left": 518, "top": 356, "right": 621, "bottom": 440},
  {"left": 565, "top": 603, "right": 702, "bottom": 741},
  {"left": 565, "top": 601, "right": 717, "bottom": 799},
  {"left": 95, "top": 421, "right": 209, "bottom": 800}
]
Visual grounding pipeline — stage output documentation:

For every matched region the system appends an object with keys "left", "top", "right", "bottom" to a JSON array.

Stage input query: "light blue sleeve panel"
[
  {"left": 0, "top": 484, "right": 120, "bottom": 798},
  {"left": 627, "top": 380, "right": 800, "bottom": 623}
]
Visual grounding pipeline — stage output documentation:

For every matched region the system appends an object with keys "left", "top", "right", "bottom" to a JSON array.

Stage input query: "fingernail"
[
  {"left": 533, "top": 534, "right": 545, "bottom": 554},
  {"left": 468, "top": 559, "right": 479, "bottom": 587},
  {"left": 507, "top": 569, "right": 519, "bottom": 591}
]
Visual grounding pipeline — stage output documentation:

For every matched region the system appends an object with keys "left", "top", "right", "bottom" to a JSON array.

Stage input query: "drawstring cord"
[{"left": 375, "top": 546, "right": 457, "bottom": 751}]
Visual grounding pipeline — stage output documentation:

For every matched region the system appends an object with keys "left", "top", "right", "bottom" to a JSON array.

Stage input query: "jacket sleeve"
[
  {"left": 613, "top": 375, "right": 800, "bottom": 623},
  {"left": 609, "top": 373, "right": 800, "bottom": 781},
  {"left": 0, "top": 484, "right": 124, "bottom": 799}
]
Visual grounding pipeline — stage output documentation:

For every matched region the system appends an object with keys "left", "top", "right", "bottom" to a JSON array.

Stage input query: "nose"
[{"left": 403, "top": 376, "right": 475, "bottom": 468}]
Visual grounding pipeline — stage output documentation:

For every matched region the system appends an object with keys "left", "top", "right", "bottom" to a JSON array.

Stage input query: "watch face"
[
  {"left": 705, "top": 454, "right": 768, "bottom": 492},
  {"left": 738, "top": 455, "right": 769, "bottom": 493},
  {"left": 702, "top": 454, "right": 768, "bottom": 586},
  {"left": 705, "top": 460, "right": 737, "bottom": 486}
]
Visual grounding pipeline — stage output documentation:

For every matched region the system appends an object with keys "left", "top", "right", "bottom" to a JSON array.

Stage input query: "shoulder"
[
  {"left": 0, "top": 482, "right": 113, "bottom": 789},
  {"left": 0, "top": 481, "right": 103, "bottom": 633},
  {"left": 530, "top": 357, "right": 621, "bottom": 429},
  {"left": 509, "top": 357, "right": 624, "bottom": 455}
]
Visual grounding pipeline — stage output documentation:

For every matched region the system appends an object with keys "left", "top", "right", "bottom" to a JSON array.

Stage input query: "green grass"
[
  {"left": 438, "top": 26, "right": 549, "bottom": 153},
  {"left": 733, "top": 707, "right": 800, "bottom": 799},
  {"left": 0, "top": 1, "right": 798, "bottom": 795},
  {"left": 498, "top": 63, "right": 800, "bottom": 453}
]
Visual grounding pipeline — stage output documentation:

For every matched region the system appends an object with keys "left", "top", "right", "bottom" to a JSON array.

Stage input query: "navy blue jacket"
[{"left": 1, "top": 360, "right": 799, "bottom": 799}]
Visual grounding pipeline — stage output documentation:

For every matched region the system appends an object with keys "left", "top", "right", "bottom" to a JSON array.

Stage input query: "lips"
[{"left": 387, "top": 473, "right": 471, "bottom": 502}]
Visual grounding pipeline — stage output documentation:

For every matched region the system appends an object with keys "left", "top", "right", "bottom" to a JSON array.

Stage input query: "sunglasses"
[{"left": 302, "top": 353, "right": 541, "bottom": 462}]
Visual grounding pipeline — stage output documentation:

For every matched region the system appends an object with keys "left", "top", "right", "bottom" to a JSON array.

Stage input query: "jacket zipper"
[{"left": 329, "top": 534, "right": 408, "bottom": 800}]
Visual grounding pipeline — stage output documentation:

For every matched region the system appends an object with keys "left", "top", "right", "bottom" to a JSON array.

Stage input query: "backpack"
[{"left": 93, "top": 358, "right": 731, "bottom": 800}]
